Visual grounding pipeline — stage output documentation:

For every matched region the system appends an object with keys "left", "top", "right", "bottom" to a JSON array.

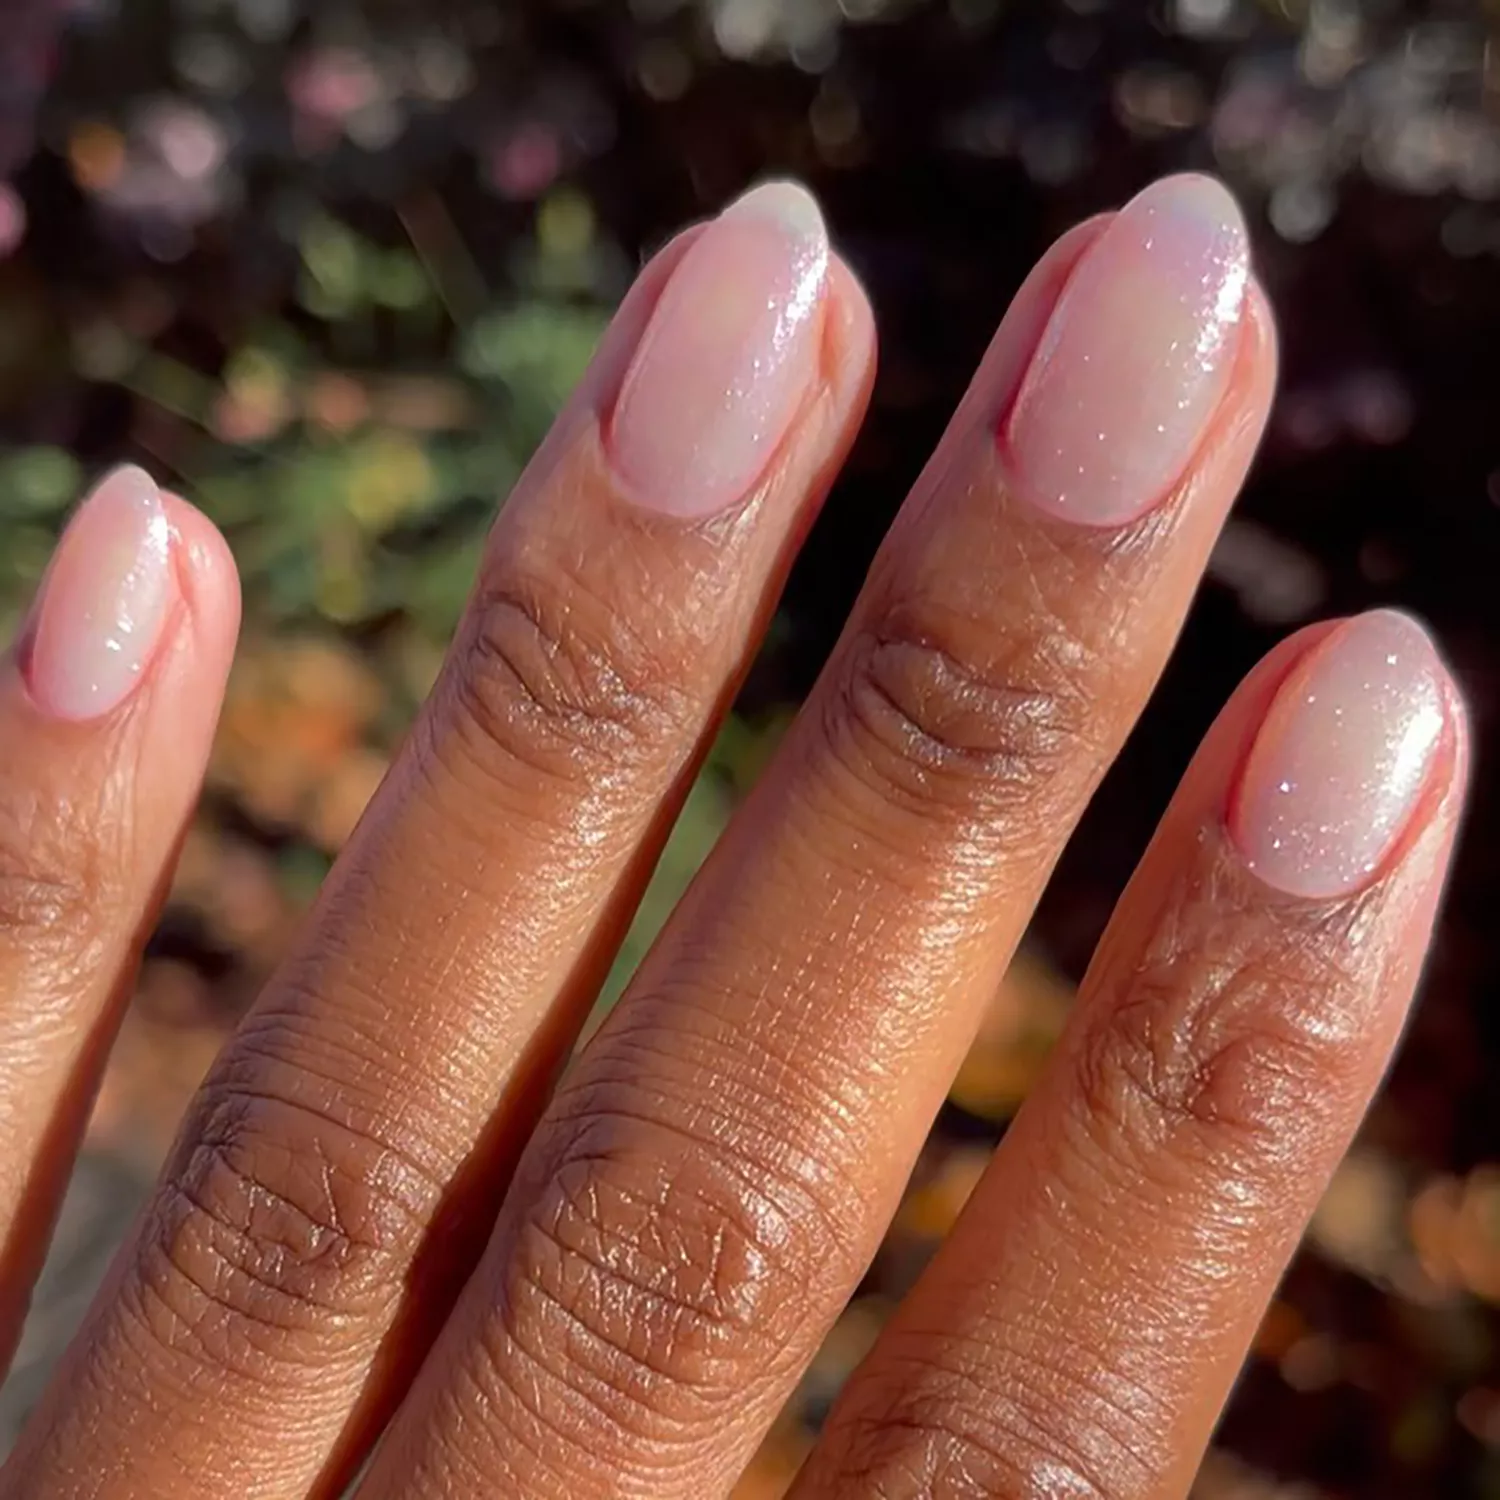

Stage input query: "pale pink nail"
[
  {"left": 607, "top": 181, "right": 830, "bottom": 518},
  {"left": 1001, "top": 173, "right": 1250, "bottom": 527},
  {"left": 25, "top": 466, "right": 174, "bottom": 721},
  {"left": 1231, "top": 611, "right": 1448, "bottom": 899}
]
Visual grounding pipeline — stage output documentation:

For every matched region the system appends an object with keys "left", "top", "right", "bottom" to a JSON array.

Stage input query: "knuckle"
[
  {"left": 1074, "top": 907, "right": 1368, "bottom": 1165},
  {"left": 827, "top": 1325, "right": 1154, "bottom": 1500},
  {"left": 827, "top": 600, "right": 1100, "bottom": 820},
  {"left": 126, "top": 1079, "right": 433, "bottom": 1373},
  {"left": 446, "top": 571, "right": 689, "bottom": 783},
  {"left": 494, "top": 1106, "right": 833, "bottom": 1431},
  {"left": 835, "top": 1416, "right": 1111, "bottom": 1500}
]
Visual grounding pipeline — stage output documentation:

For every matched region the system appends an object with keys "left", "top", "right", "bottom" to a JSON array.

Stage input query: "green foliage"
[
  {"left": 460, "top": 303, "right": 609, "bottom": 408},
  {"left": 0, "top": 197, "right": 613, "bottom": 635},
  {"left": 0, "top": 447, "right": 82, "bottom": 519}
]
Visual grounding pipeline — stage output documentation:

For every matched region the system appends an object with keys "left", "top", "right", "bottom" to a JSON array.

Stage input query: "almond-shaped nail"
[
  {"left": 607, "top": 181, "right": 830, "bottom": 518},
  {"left": 25, "top": 466, "right": 174, "bottom": 722},
  {"left": 1001, "top": 173, "right": 1250, "bottom": 527},
  {"left": 1231, "top": 611, "right": 1448, "bottom": 899}
]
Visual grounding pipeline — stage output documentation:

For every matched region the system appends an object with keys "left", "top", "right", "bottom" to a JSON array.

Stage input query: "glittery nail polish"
[
  {"left": 1231, "top": 610, "right": 1448, "bottom": 899},
  {"left": 607, "top": 181, "right": 829, "bottom": 519},
  {"left": 25, "top": 466, "right": 174, "bottom": 722},
  {"left": 1001, "top": 173, "right": 1250, "bottom": 528}
]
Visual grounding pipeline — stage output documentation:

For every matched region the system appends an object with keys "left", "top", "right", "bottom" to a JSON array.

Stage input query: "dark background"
[{"left": 3, "top": 1, "right": 1500, "bottom": 1493}]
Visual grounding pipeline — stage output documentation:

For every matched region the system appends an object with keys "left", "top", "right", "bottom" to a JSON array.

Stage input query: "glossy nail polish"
[
  {"left": 25, "top": 466, "right": 174, "bottom": 722},
  {"left": 1002, "top": 173, "right": 1250, "bottom": 527},
  {"left": 1231, "top": 611, "right": 1448, "bottom": 899},
  {"left": 607, "top": 181, "right": 830, "bottom": 519}
]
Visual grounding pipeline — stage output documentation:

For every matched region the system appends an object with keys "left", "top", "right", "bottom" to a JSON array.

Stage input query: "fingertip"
[
  {"left": 1444, "top": 662, "right": 1472, "bottom": 808},
  {"left": 1233, "top": 276, "right": 1279, "bottom": 426},
  {"left": 1187, "top": 272, "right": 1276, "bottom": 484},
  {"left": 159, "top": 490, "right": 242, "bottom": 668},
  {"left": 1246, "top": 277, "right": 1279, "bottom": 380},
  {"left": 1418, "top": 633, "right": 1471, "bottom": 869},
  {"left": 823, "top": 254, "right": 878, "bottom": 411}
]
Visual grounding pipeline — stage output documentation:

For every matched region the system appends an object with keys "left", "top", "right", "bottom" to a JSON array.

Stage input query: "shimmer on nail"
[
  {"left": 1002, "top": 173, "right": 1250, "bottom": 528},
  {"left": 27, "top": 466, "right": 174, "bottom": 722},
  {"left": 607, "top": 181, "right": 830, "bottom": 520},
  {"left": 1231, "top": 611, "right": 1447, "bottom": 900}
]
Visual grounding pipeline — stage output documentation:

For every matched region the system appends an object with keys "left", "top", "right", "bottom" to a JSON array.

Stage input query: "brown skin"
[
  {"left": 0, "top": 498, "right": 239, "bottom": 1371},
  {"left": 352, "top": 235, "right": 1279, "bottom": 1500},
  {"left": 0, "top": 194, "right": 1464, "bottom": 1500},
  {"left": 791, "top": 626, "right": 1465, "bottom": 1498},
  {"left": 3, "top": 238, "right": 876, "bottom": 1499}
]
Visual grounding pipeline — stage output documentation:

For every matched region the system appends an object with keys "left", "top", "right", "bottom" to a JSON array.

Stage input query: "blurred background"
[{"left": 1, "top": 0, "right": 1499, "bottom": 1493}]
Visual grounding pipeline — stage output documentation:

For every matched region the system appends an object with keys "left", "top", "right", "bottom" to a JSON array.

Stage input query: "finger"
[
  {"left": 0, "top": 467, "right": 239, "bottom": 1370},
  {"left": 3, "top": 185, "right": 876, "bottom": 1500},
  {"left": 358, "top": 174, "right": 1278, "bottom": 1500},
  {"left": 795, "top": 610, "right": 1467, "bottom": 1499}
]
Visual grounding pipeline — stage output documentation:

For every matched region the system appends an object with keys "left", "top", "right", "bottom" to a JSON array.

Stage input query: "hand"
[{"left": 0, "top": 174, "right": 1466, "bottom": 1499}]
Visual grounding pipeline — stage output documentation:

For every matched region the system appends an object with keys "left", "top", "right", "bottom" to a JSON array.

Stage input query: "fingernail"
[
  {"left": 25, "top": 466, "right": 174, "bottom": 722},
  {"left": 1001, "top": 173, "right": 1250, "bottom": 527},
  {"left": 1231, "top": 611, "right": 1448, "bottom": 899},
  {"left": 607, "top": 180, "right": 830, "bottom": 518}
]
